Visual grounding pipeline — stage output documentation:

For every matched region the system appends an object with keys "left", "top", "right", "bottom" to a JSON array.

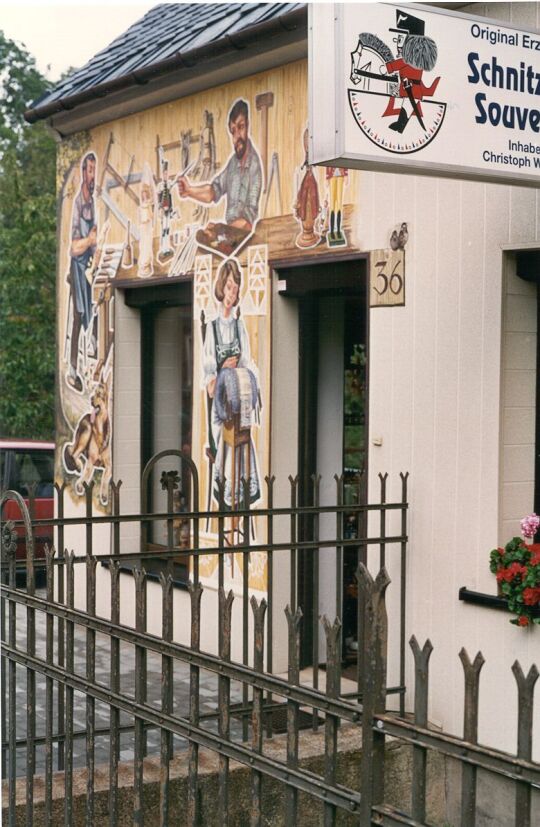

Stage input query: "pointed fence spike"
[
  {"left": 459, "top": 647, "right": 485, "bottom": 673},
  {"left": 410, "top": 636, "right": 433, "bottom": 661},
  {"left": 188, "top": 579, "right": 204, "bottom": 600},
  {"left": 85, "top": 554, "right": 97, "bottom": 573},
  {"left": 284, "top": 604, "right": 303, "bottom": 625},
  {"left": 512, "top": 660, "right": 539, "bottom": 689},
  {"left": 44, "top": 543, "right": 56, "bottom": 562},
  {"left": 250, "top": 595, "right": 268, "bottom": 615}
]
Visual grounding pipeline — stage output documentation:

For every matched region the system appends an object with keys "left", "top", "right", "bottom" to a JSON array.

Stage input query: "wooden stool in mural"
[{"left": 222, "top": 413, "right": 251, "bottom": 549}]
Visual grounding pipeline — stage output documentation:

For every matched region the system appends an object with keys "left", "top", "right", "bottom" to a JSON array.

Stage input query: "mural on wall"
[
  {"left": 178, "top": 98, "right": 263, "bottom": 259},
  {"left": 293, "top": 126, "right": 322, "bottom": 249},
  {"left": 59, "top": 150, "right": 119, "bottom": 508},
  {"left": 325, "top": 166, "right": 349, "bottom": 248},
  {"left": 56, "top": 60, "right": 367, "bottom": 580}
]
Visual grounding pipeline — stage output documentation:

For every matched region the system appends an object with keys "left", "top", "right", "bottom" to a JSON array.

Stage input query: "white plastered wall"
[
  {"left": 358, "top": 76, "right": 540, "bottom": 770},
  {"left": 269, "top": 277, "right": 300, "bottom": 673},
  {"left": 114, "top": 292, "right": 141, "bottom": 546},
  {"left": 499, "top": 258, "right": 537, "bottom": 541}
]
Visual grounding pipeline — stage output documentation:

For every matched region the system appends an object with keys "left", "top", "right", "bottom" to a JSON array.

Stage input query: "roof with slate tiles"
[{"left": 27, "top": 2, "right": 307, "bottom": 123}]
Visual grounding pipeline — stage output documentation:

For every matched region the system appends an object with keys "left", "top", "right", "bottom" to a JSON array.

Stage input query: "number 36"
[{"left": 374, "top": 259, "right": 403, "bottom": 296}]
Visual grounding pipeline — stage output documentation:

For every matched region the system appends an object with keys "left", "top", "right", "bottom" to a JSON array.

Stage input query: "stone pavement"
[{"left": 6, "top": 589, "right": 244, "bottom": 778}]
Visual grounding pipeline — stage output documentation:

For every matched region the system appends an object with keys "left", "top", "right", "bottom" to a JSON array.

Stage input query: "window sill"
[{"left": 459, "top": 586, "right": 540, "bottom": 618}]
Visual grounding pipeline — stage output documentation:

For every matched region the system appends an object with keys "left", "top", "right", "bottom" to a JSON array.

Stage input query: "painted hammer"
[{"left": 255, "top": 91, "right": 274, "bottom": 193}]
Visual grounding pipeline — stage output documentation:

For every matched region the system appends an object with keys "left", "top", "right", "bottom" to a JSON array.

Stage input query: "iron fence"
[
  {"left": 1, "top": 455, "right": 538, "bottom": 826},
  {"left": 1, "top": 457, "right": 408, "bottom": 825},
  {"left": 361, "top": 570, "right": 540, "bottom": 826}
]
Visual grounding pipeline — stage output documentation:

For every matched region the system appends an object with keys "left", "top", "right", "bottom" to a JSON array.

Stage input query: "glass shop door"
[{"left": 295, "top": 266, "right": 368, "bottom": 669}]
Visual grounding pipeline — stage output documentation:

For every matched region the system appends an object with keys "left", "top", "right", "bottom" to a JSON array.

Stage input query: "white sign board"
[{"left": 309, "top": 3, "right": 540, "bottom": 187}]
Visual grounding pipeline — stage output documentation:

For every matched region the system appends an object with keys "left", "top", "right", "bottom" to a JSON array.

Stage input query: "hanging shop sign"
[{"left": 309, "top": 3, "right": 540, "bottom": 187}]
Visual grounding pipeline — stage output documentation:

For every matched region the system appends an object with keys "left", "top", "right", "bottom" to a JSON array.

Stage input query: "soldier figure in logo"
[{"left": 382, "top": 10, "right": 440, "bottom": 134}]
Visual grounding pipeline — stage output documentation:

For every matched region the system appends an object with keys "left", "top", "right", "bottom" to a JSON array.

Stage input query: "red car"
[{"left": 0, "top": 439, "right": 55, "bottom": 584}]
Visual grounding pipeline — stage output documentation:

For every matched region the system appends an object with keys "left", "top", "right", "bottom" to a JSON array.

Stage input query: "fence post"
[
  {"left": 133, "top": 567, "right": 147, "bottom": 826},
  {"left": 85, "top": 552, "right": 98, "bottom": 826},
  {"left": 284, "top": 605, "right": 302, "bottom": 821},
  {"left": 512, "top": 660, "right": 539, "bottom": 827},
  {"left": 409, "top": 636, "right": 433, "bottom": 822},
  {"left": 2, "top": 517, "right": 17, "bottom": 827},
  {"left": 459, "top": 648, "right": 485, "bottom": 827},
  {"left": 218, "top": 586, "right": 234, "bottom": 826},
  {"left": 55, "top": 482, "right": 66, "bottom": 772},
  {"left": 44, "top": 544, "right": 56, "bottom": 826},
  {"left": 359, "top": 564, "right": 390, "bottom": 824},
  {"left": 265, "top": 475, "right": 275, "bottom": 738},
  {"left": 399, "top": 472, "right": 409, "bottom": 718},
  {"left": 188, "top": 580, "right": 203, "bottom": 826},
  {"left": 159, "top": 572, "right": 174, "bottom": 827},
  {"left": 322, "top": 615, "right": 342, "bottom": 827},
  {"left": 109, "top": 561, "right": 121, "bottom": 827},
  {"left": 250, "top": 595, "right": 267, "bottom": 827}
]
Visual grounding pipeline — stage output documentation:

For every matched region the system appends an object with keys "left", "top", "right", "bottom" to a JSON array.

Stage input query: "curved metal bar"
[
  {"left": 0, "top": 490, "right": 35, "bottom": 569},
  {"left": 140, "top": 450, "right": 199, "bottom": 549}
]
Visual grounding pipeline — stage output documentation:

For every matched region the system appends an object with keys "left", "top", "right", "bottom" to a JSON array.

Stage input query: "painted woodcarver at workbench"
[{"left": 55, "top": 61, "right": 365, "bottom": 586}]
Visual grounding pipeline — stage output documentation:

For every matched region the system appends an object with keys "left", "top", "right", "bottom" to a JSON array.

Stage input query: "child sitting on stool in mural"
[{"left": 203, "top": 258, "right": 261, "bottom": 513}]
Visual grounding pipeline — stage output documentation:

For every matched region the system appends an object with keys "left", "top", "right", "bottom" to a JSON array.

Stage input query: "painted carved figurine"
[
  {"left": 294, "top": 128, "right": 321, "bottom": 249},
  {"left": 326, "top": 166, "right": 348, "bottom": 248},
  {"left": 138, "top": 162, "right": 156, "bottom": 278},
  {"left": 157, "top": 153, "right": 175, "bottom": 260}
]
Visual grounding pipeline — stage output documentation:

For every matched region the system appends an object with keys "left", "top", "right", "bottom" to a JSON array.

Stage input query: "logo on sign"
[{"left": 348, "top": 9, "right": 447, "bottom": 154}]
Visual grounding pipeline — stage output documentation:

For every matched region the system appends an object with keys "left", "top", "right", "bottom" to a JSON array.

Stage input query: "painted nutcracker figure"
[{"left": 294, "top": 128, "right": 321, "bottom": 249}]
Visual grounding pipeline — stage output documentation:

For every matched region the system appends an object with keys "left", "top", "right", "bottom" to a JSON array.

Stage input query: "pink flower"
[{"left": 521, "top": 513, "right": 540, "bottom": 539}]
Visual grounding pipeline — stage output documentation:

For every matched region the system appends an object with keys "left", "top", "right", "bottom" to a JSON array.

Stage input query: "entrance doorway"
[
  {"left": 278, "top": 259, "right": 368, "bottom": 666},
  {"left": 125, "top": 282, "right": 193, "bottom": 574}
]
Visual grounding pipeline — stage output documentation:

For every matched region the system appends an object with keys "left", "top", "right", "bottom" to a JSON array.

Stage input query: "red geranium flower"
[
  {"left": 490, "top": 526, "right": 540, "bottom": 627},
  {"left": 529, "top": 544, "right": 540, "bottom": 565},
  {"left": 522, "top": 587, "right": 540, "bottom": 606}
]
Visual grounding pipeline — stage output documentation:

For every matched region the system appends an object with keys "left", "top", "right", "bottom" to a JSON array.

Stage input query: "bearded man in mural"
[
  {"left": 66, "top": 152, "right": 99, "bottom": 392},
  {"left": 177, "top": 99, "right": 263, "bottom": 257}
]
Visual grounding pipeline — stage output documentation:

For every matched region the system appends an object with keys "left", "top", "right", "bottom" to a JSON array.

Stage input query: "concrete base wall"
[
  {"left": 444, "top": 758, "right": 540, "bottom": 827},
  {"left": 3, "top": 725, "right": 447, "bottom": 826}
]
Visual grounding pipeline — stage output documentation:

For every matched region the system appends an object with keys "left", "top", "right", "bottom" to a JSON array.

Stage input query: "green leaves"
[{"left": 0, "top": 31, "right": 56, "bottom": 439}]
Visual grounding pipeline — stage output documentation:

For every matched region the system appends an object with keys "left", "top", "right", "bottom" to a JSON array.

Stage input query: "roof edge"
[{"left": 25, "top": 5, "right": 307, "bottom": 125}]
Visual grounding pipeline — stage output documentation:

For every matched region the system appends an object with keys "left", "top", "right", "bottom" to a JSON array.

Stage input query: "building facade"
[{"left": 28, "top": 1, "right": 540, "bottom": 759}]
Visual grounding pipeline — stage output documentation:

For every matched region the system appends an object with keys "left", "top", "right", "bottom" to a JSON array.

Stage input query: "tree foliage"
[{"left": 0, "top": 32, "right": 56, "bottom": 439}]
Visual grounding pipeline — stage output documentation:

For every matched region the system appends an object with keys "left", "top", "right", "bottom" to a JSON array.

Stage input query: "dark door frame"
[
  {"left": 125, "top": 281, "right": 193, "bottom": 513},
  {"left": 275, "top": 257, "right": 369, "bottom": 666}
]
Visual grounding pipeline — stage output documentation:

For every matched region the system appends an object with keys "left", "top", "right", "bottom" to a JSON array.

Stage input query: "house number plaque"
[{"left": 370, "top": 249, "right": 405, "bottom": 308}]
